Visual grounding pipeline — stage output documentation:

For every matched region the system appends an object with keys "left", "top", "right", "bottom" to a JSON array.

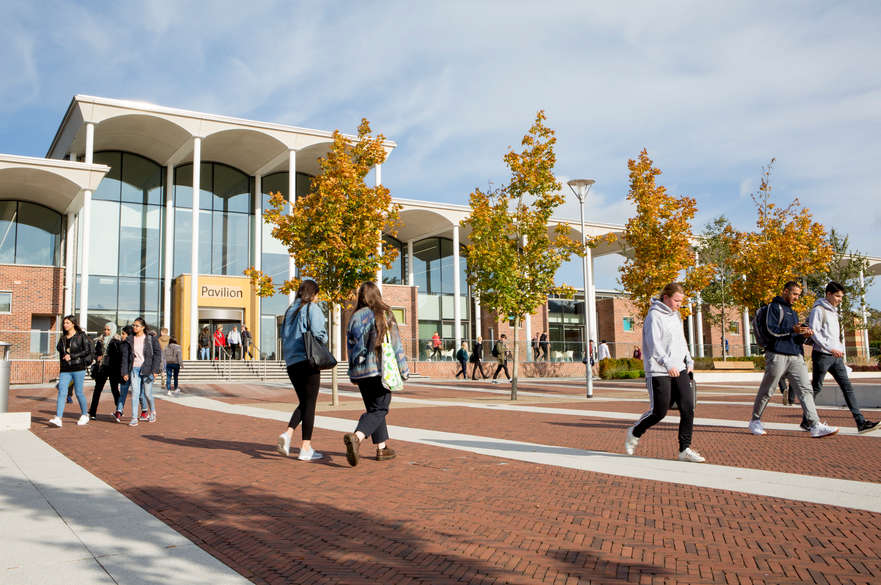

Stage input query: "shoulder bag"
[
  {"left": 380, "top": 330, "right": 404, "bottom": 392},
  {"left": 302, "top": 303, "right": 337, "bottom": 370}
]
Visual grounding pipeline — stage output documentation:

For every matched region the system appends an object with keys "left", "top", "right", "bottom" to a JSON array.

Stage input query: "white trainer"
[
  {"left": 810, "top": 421, "right": 839, "bottom": 438},
  {"left": 276, "top": 433, "right": 291, "bottom": 457},
  {"left": 678, "top": 448, "right": 706, "bottom": 463},
  {"left": 77, "top": 414, "right": 89, "bottom": 426},
  {"left": 624, "top": 427, "right": 639, "bottom": 455},
  {"left": 748, "top": 420, "right": 767, "bottom": 435},
  {"left": 48, "top": 416, "right": 62, "bottom": 428},
  {"left": 297, "top": 447, "right": 323, "bottom": 461}
]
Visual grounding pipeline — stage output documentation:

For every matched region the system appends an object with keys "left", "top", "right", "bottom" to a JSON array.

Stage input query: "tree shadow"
[{"left": 141, "top": 434, "right": 349, "bottom": 467}]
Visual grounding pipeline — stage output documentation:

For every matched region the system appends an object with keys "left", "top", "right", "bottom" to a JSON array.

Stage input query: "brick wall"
[
  {"left": 596, "top": 297, "right": 642, "bottom": 358},
  {"left": 699, "top": 305, "right": 747, "bottom": 358}
]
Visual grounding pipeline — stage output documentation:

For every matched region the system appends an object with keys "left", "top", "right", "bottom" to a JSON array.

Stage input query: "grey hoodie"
[
  {"left": 643, "top": 298, "right": 693, "bottom": 376},
  {"left": 808, "top": 297, "right": 843, "bottom": 355}
]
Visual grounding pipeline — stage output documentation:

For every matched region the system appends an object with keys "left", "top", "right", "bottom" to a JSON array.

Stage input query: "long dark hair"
[
  {"left": 356, "top": 281, "right": 395, "bottom": 358},
  {"left": 61, "top": 314, "right": 83, "bottom": 336},
  {"left": 293, "top": 280, "right": 319, "bottom": 320}
]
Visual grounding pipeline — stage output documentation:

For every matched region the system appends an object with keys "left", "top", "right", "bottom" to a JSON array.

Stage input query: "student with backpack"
[
  {"left": 491, "top": 334, "right": 511, "bottom": 384},
  {"left": 455, "top": 341, "right": 469, "bottom": 379},
  {"left": 49, "top": 315, "right": 94, "bottom": 427},
  {"left": 748, "top": 281, "right": 838, "bottom": 438}
]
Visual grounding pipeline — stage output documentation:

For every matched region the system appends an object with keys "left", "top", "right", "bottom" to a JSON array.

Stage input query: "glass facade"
[
  {"left": 0, "top": 201, "right": 62, "bottom": 266},
  {"left": 382, "top": 235, "right": 405, "bottom": 285},
  {"left": 413, "top": 236, "right": 469, "bottom": 358},
  {"left": 547, "top": 294, "right": 585, "bottom": 361}
]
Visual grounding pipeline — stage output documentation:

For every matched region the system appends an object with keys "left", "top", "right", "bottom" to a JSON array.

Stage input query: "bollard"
[{"left": 0, "top": 342, "right": 10, "bottom": 413}]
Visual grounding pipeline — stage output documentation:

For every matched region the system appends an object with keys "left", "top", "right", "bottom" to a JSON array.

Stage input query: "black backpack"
[
  {"left": 752, "top": 303, "right": 783, "bottom": 351},
  {"left": 491, "top": 342, "right": 500, "bottom": 357}
]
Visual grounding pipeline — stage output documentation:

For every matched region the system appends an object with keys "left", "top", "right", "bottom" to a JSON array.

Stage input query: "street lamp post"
[{"left": 568, "top": 178, "right": 596, "bottom": 398}]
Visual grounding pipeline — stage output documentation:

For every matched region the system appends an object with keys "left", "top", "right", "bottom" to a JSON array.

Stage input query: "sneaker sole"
[
  {"left": 343, "top": 434, "right": 360, "bottom": 467},
  {"left": 811, "top": 429, "right": 839, "bottom": 438},
  {"left": 276, "top": 436, "right": 289, "bottom": 457},
  {"left": 858, "top": 424, "right": 881, "bottom": 434}
]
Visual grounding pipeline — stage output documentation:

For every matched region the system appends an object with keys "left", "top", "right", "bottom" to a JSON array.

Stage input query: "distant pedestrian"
[
  {"left": 343, "top": 282, "right": 409, "bottom": 467},
  {"left": 119, "top": 318, "right": 162, "bottom": 426},
  {"left": 805, "top": 281, "right": 879, "bottom": 433},
  {"left": 625, "top": 283, "right": 705, "bottom": 463},
  {"left": 213, "top": 324, "right": 227, "bottom": 360},
  {"left": 632, "top": 345, "right": 642, "bottom": 360},
  {"left": 531, "top": 335, "right": 539, "bottom": 361},
  {"left": 49, "top": 315, "right": 92, "bottom": 428},
  {"left": 598, "top": 340, "right": 611, "bottom": 361},
  {"left": 589, "top": 340, "right": 600, "bottom": 378},
  {"left": 198, "top": 326, "right": 211, "bottom": 360},
  {"left": 164, "top": 337, "right": 183, "bottom": 396},
  {"left": 471, "top": 336, "right": 488, "bottom": 379},
  {"left": 227, "top": 325, "right": 242, "bottom": 360},
  {"left": 539, "top": 332, "right": 550, "bottom": 361},
  {"left": 88, "top": 322, "right": 121, "bottom": 420},
  {"left": 491, "top": 334, "right": 511, "bottom": 384},
  {"left": 241, "top": 325, "right": 252, "bottom": 360},
  {"left": 455, "top": 341, "right": 469, "bottom": 378},
  {"left": 276, "top": 280, "right": 328, "bottom": 462},
  {"left": 158, "top": 327, "right": 170, "bottom": 386},
  {"left": 431, "top": 331, "right": 442, "bottom": 361}
]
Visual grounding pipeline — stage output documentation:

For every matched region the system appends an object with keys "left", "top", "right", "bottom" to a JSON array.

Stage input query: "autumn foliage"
[{"left": 619, "top": 150, "right": 712, "bottom": 319}]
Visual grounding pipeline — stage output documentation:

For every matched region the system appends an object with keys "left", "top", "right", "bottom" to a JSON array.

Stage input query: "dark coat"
[
  {"left": 471, "top": 341, "right": 484, "bottom": 361},
  {"left": 766, "top": 295, "right": 807, "bottom": 356},
  {"left": 56, "top": 331, "right": 91, "bottom": 373},
  {"left": 120, "top": 332, "right": 163, "bottom": 378},
  {"left": 103, "top": 338, "right": 123, "bottom": 380}
]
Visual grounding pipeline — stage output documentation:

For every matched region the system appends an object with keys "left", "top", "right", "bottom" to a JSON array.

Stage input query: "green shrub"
[{"left": 599, "top": 358, "right": 645, "bottom": 379}]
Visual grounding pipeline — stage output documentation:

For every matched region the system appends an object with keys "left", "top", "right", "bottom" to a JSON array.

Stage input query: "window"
[
  {"left": 0, "top": 201, "right": 63, "bottom": 266},
  {"left": 0, "top": 291, "right": 10, "bottom": 313},
  {"left": 391, "top": 307, "right": 406, "bottom": 324},
  {"left": 30, "top": 316, "right": 51, "bottom": 354},
  {"left": 728, "top": 321, "right": 740, "bottom": 334},
  {"left": 622, "top": 317, "right": 634, "bottom": 332}
]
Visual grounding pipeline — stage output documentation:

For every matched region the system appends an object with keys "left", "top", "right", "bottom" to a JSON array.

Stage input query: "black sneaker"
[
  {"left": 799, "top": 421, "right": 811, "bottom": 432},
  {"left": 858, "top": 420, "right": 881, "bottom": 434}
]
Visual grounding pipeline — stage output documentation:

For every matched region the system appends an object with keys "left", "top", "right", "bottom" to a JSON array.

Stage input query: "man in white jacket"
[
  {"left": 625, "top": 283, "right": 705, "bottom": 462},
  {"left": 806, "top": 281, "right": 879, "bottom": 434}
]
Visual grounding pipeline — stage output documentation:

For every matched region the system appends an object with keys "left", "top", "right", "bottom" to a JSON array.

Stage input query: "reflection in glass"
[
  {"left": 0, "top": 201, "right": 63, "bottom": 266},
  {"left": 87, "top": 276, "right": 118, "bottom": 310},
  {"left": 119, "top": 203, "right": 161, "bottom": 278},
  {"left": 120, "top": 153, "right": 163, "bottom": 205},
  {"left": 118, "top": 277, "right": 159, "bottom": 312},
  {"left": 211, "top": 211, "right": 250, "bottom": 275},
  {"left": 173, "top": 208, "right": 191, "bottom": 276},
  {"left": 88, "top": 200, "right": 120, "bottom": 276},
  {"left": 93, "top": 152, "right": 122, "bottom": 201},
  {"left": 0, "top": 200, "right": 17, "bottom": 263},
  {"left": 382, "top": 235, "right": 403, "bottom": 285},
  {"left": 214, "top": 163, "right": 251, "bottom": 213}
]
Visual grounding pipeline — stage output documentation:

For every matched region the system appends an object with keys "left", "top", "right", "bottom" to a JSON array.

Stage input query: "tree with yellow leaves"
[
  {"left": 619, "top": 150, "right": 712, "bottom": 320},
  {"left": 463, "top": 111, "right": 580, "bottom": 400},
  {"left": 728, "top": 159, "right": 831, "bottom": 316},
  {"left": 245, "top": 119, "right": 400, "bottom": 405}
]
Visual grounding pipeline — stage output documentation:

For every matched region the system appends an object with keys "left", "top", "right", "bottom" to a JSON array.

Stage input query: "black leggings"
[
  {"left": 632, "top": 372, "right": 695, "bottom": 452},
  {"left": 355, "top": 375, "right": 392, "bottom": 444},
  {"left": 88, "top": 373, "right": 120, "bottom": 417},
  {"left": 286, "top": 361, "right": 321, "bottom": 440},
  {"left": 471, "top": 359, "right": 487, "bottom": 379}
]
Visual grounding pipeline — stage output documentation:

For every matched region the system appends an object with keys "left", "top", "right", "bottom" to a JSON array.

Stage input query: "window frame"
[{"left": 0, "top": 291, "right": 11, "bottom": 313}]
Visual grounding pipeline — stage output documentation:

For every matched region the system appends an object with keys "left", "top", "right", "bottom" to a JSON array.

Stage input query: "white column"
[
  {"left": 524, "top": 312, "right": 532, "bottom": 361},
  {"left": 687, "top": 300, "right": 695, "bottom": 356},
  {"left": 474, "top": 294, "right": 482, "bottom": 336},
  {"left": 860, "top": 268, "right": 869, "bottom": 358},
  {"left": 333, "top": 305, "right": 342, "bottom": 359},
  {"left": 743, "top": 307, "right": 752, "bottom": 357},
  {"left": 375, "top": 164, "right": 383, "bottom": 289},
  {"left": 288, "top": 151, "right": 297, "bottom": 303},
  {"left": 695, "top": 293, "right": 705, "bottom": 358},
  {"left": 163, "top": 164, "right": 174, "bottom": 331},
  {"left": 453, "top": 225, "right": 461, "bottom": 351},
  {"left": 78, "top": 190, "right": 92, "bottom": 330},
  {"left": 188, "top": 138, "right": 202, "bottom": 360},
  {"left": 63, "top": 212, "right": 76, "bottom": 316},
  {"left": 407, "top": 239, "right": 415, "bottom": 286},
  {"left": 84, "top": 123, "right": 94, "bottom": 164},
  {"left": 586, "top": 250, "right": 597, "bottom": 343},
  {"left": 254, "top": 175, "right": 262, "bottom": 271}
]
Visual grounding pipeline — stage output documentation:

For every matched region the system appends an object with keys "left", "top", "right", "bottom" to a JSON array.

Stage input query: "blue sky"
[{"left": 2, "top": 1, "right": 880, "bottom": 306}]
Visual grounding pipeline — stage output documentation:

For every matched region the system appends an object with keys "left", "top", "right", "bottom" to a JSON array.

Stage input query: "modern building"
[{"left": 2, "top": 95, "right": 878, "bottom": 382}]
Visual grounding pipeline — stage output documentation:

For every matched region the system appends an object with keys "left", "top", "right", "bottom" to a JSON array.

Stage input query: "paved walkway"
[{"left": 4, "top": 377, "right": 881, "bottom": 584}]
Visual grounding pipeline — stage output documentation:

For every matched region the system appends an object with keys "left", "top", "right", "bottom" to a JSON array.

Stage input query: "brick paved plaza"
[{"left": 7, "top": 376, "right": 881, "bottom": 585}]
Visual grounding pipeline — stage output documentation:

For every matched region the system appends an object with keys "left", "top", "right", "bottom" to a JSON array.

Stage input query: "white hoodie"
[
  {"left": 808, "top": 298, "right": 843, "bottom": 355},
  {"left": 643, "top": 298, "right": 693, "bottom": 376}
]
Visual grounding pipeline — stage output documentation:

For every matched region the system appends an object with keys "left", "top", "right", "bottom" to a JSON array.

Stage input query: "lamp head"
[{"left": 567, "top": 178, "right": 596, "bottom": 201}]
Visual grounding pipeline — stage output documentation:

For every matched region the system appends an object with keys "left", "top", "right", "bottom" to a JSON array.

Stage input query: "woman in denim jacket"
[
  {"left": 343, "top": 281, "right": 409, "bottom": 467},
  {"left": 276, "top": 279, "right": 327, "bottom": 462}
]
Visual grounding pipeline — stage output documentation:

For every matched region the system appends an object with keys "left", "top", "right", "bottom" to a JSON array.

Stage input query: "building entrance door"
[{"left": 196, "top": 308, "right": 245, "bottom": 360}]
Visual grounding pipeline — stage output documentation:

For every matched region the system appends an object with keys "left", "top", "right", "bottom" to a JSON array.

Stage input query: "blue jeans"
[
  {"left": 200, "top": 347, "right": 209, "bottom": 360},
  {"left": 57, "top": 370, "right": 86, "bottom": 418},
  {"left": 117, "top": 367, "right": 150, "bottom": 415},
  {"left": 166, "top": 364, "right": 180, "bottom": 390},
  {"left": 808, "top": 352, "right": 865, "bottom": 426}
]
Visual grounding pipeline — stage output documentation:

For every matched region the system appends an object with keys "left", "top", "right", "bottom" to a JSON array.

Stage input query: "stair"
[{"left": 175, "top": 360, "right": 349, "bottom": 383}]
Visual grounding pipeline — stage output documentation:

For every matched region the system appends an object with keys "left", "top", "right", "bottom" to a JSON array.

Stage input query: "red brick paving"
[{"left": 10, "top": 384, "right": 881, "bottom": 585}]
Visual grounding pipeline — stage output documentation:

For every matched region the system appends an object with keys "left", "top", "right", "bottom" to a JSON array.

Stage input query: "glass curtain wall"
[
  {"left": 382, "top": 235, "right": 405, "bottom": 285},
  {"left": 412, "top": 236, "right": 468, "bottom": 359},
  {"left": 258, "top": 171, "right": 312, "bottom": 359},
  {"left": 547, "top": 294, "right": 585, "bottom": 361},
  {"left": 74, "top": 151, "right": 164, "bottom": 333},
  {"left": 0, "top": 201, "right": 62, "bottom": 266}
]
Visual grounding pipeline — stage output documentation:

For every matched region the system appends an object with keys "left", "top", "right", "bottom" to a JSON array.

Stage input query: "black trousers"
[
  {"left": 632, "top": 372, "right": 695, "bottom": 452},
  {"left": 493, "top": 361, "right": 510, "bottom": 380},
  {"left": 355, "top": 375, "right": 392, "bottom": 444},
  {"left": 455, "top": 360, "right": 467, "bottom": 378},
  {"left": 88, "top": 373, "right": 120, "bottom": 417},
  {"left": 286, "top": 361, "right": 321, "bottom": 440},
  {"left": 471, "top": 359, "right": 487, "bottom": 379}
]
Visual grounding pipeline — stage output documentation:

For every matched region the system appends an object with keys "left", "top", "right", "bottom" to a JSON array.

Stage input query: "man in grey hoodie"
[
  {"left": 625, "top": 283, "right": 705, "bottom": 462},
  {"left": 805, "top": 281, "right": 879, "bottom": 433}
]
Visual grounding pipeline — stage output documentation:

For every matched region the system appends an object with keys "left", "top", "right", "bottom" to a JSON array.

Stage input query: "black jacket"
[
  {"left": 471, "top": 341, "right": 483, "bottom": 360},
  {"left": 102, "top": 337, "right": 123, "bottom": 380},
  {"left": 766, "top": 295, "right": 807, "bottom": 356},
  {"left": 56, "top": 331, "right": 92, "bottom": 373},
  {"left": 120, "top": 332, "right": 163, "bottom": 377}
]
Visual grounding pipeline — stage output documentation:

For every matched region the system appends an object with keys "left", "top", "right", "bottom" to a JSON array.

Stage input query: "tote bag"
[
  {"left": 380, "top": 332, "right": 404, "bottom": 391},
  {"left": 301, "top": 303, "right": 337, "bottom": 370}
]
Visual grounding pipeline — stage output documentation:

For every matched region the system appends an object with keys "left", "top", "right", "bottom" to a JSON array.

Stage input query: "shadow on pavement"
[
  {"left": 428, "top": 438, "right": 631, "bottom": 458},
  {"left": 142, "top": 434, "right": 349, "bottom": 467}
]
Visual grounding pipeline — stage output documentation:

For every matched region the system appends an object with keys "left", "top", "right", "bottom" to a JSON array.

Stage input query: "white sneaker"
[
  {"left": 810, "top": 421, "right": 839, "bottom": 438},
  {"left": 167, "top": 390, "right": 173, "bottom": 396},
  {"left": 77, "top": 414, "right": 89, "bottom": 426},
  {"left": 678, "top": 448, "right": 706, "bottom": 463},
  {"left": 297, "top": 447, "right": 323, "bottom": 461},
  {"left": 491, "top": 379, "right": 499, "bottom": 384},
  {"left": 624, "top": 427, "right": 639, "bottom": 455},
  {"left": 48, "top": 416, "right": 62, "bottom": 428},
  {"left": 748, "top": 420, "right": 766, "bottom": 435},
  {"left": 276, "top": 433, "right": 291, "bottom": 457}
]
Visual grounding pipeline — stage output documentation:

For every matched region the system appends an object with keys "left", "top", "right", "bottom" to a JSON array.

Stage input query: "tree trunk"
[
  {"left": 330, "top": 304, "right": 339, "bottom": 406},
  {"left": 721, "top": 297, "right": 727, "bottom": 361},
  {"left": 511, "top": 317, "right": 519, "bottom": 400}
]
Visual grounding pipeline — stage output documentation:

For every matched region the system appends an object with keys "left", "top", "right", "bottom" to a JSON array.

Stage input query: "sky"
[{"left": 2, "top": 0, "right": 879, "bottom": 306}]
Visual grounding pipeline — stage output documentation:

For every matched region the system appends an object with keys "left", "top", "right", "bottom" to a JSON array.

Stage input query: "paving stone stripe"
[{"left": 157, "top": 394, "right": 881, "bottom": 513}]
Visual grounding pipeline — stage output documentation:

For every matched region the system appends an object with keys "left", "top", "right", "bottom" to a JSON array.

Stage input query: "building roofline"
[{"left": 0, "top": 152, "right": 109, "bottom": 173}]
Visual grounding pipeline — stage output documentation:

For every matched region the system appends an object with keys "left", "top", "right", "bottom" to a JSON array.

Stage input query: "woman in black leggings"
[{"left": 276, "top": 279, "right": 327, "bottom": 462}]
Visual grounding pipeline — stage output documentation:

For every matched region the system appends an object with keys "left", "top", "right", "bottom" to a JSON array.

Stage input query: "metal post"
[
  {"left": 568, "top": 179, "right": 596, "bottom": 399},
  {"left": 0, "top": 342, "right": 11, "bottom": 413}
]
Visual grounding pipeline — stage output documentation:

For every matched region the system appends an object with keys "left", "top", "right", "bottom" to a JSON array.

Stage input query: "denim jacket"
[
  {"left": 282, "top": 300, "right": 328, "bottom": 367},
  {"left": 346, "top": 307, "right": 409, "bottom": 381}
]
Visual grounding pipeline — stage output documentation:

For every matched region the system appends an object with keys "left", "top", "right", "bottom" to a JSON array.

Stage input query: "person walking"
[
  {"left": 198, "top": 326, "right": 211, "bottom": 360},
  {"left": 747, "top": 281, "right": 838, "bottom": 438},
  {"left": 227, "top": 325, "right": 242, "bottom": 360},
  {"left": 455, "top": 341, "right": 469, "bottom": 378},
  {"left": 471, "top": 336, "right": 487, "bottom": 380},
  {"left": 805, "top": 281, "right": 879, "bottom": 433},
  {"left": 491, "top": 334, "right": 511, "bottom": 384},
  {"left": 49, "top": 315, "right": 92, "bottom": 427},
  {"left": 241, "top": 325, "right": 252, "bottom": 360},
  {"left": 539, "top": 331, "right": 550, "bottom": 361},
  {"left": 598, "top": 340, "right": 611, "bottom": 361},
  {"left": 625, "top": 283, "right": 706, "bottom": 462},
  {"left": 632, "top": 345, "right": 642, "bottom": 360},
  {"left": 213, "top": 324, "right": 227, "bottom": 360},
  {"left": 164, "top": 337, "right": 183, "bottom": 396},
  {"left": 113, "top": 327, "right": 133, "bottom": 422},
  {"left": 157, "top": 327, "right": 170, "bottom": 386},
  {"left": 531, "top": 335, "right": 540, "bottom": 361},
  {"left": 430, "top": 331, "right": 442, "bottom": 361},
  {"left": 119, "top": 318, "right": 162, "bottom": 426},
  {"left": 275, "top": 280, "right": 328, "bottom": 462},
  {"left": 87, "top": 322, "right": 121, "bottom": 420},
  {"left": 342, "top": 282, "right": 409, "bottom": 467}
]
